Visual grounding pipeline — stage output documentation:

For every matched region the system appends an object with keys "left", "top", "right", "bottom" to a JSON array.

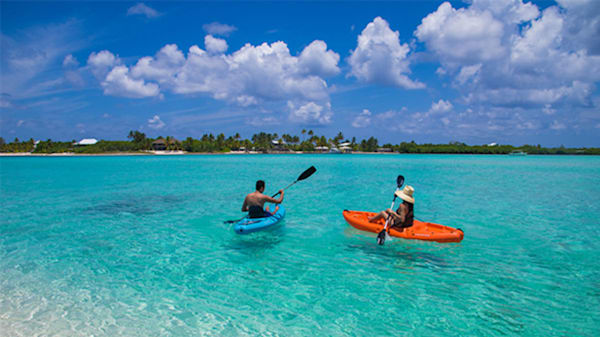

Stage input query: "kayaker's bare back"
[
  {"left": 242, "top": 191, "right": 277, "bottom": 210},
  {"left": 241, "top": 180, "right": 284, "bottom": 216}
]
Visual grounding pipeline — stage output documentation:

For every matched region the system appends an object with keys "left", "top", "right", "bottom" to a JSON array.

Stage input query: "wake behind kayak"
[{"left": 234, "top": 205, "right": 286, "bottom": 234}]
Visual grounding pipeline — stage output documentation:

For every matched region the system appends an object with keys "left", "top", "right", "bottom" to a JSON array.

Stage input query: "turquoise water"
[{"left": 1, "top": 154, "right": 599, "bottom": 336}]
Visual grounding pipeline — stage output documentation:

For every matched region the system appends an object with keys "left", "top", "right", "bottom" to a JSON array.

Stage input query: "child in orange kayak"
[{"left": 368, "top": 185, "right": 414, "bottom": 230}]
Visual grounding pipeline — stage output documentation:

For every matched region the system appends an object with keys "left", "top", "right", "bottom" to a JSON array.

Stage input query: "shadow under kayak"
[{"left": 234, "top": 205, "right": 286, "bottom": 234}]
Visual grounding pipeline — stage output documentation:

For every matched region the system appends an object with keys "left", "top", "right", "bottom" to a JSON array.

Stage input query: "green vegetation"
[
  {"left": 1, "top": 131, "right": 598, "bottom": 155},
  {"left": 0, "top": 138, "right": 36, "bottom": 152}
]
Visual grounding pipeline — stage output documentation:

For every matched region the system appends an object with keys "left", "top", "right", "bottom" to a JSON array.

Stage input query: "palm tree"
[{"left": 165, "top": 136, "right": 173, "bottom": 151}]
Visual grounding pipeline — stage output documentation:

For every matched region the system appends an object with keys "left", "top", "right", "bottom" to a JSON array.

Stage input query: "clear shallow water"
[{"left": 1, "top": 154, "right": 599, "bottom": 336}]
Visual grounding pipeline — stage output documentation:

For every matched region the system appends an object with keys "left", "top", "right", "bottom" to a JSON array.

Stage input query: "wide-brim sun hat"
[{"left": 395, "top": 185, "right": 415, "bottom": 204}]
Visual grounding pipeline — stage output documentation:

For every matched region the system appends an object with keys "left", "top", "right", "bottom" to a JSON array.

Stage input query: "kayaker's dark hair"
[{"left": 256, "top": 180, "right": 265, "bottom": 190}]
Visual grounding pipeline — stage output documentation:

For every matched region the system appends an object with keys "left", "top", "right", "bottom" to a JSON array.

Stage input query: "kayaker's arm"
[
  {"left": 264, "top": 190, "right": 284, "bottom": 204},
  {"left": 386, "top": 208, "right": 403, "bottom": 222},
  {"left": 242, "top": 197, "right": 249, "bottom": 212},
  {"left": 391, "top": 204, "right": 409, "bottom": 224}
]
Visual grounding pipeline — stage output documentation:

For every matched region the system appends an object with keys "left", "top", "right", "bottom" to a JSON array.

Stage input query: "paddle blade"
[
  {"left": 396, "top": 175, "right": 405, "bottom": 188},
  {"left": 297, "top": 166, "right": 317, "bottom": 181},
  {"left": 377, "top": 230, "right": 386, "bottom": 245}
]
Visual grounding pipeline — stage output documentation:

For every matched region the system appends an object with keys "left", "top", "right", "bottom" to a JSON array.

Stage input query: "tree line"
[{"left": 0, "top": 132, "right": 598, "bottom": 155}]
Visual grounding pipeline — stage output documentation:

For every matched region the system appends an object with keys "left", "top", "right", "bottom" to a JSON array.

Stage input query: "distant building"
[
  {"left": 271, "top": 139, "right": 288, "bottom": 152},
  {"left": 339, "top": 142, "right": 352, "bottom": 153},
  {"left": 314, "top": 146, "right": 329, "bottom": 153},
  {"left": 377, "top": 147, "right": 393, "bottom": 152},
  {"left": 339, "top": 146, "right": 352, "bottom": 153},
  {"left": 77, "top": 138, "right": 98, "bottom": 145},
  {"left": 152, "top": 139, "right": 167, "bottom": 151},
  {"left": 151, "top": 138, "right": 180, "bottom": 151},
  {"left": 152, "top": 138, "right": 181, "bottom": 151}
]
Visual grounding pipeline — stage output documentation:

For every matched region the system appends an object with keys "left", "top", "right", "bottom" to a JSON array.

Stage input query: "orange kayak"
[{"left": 342, "top": 210, "right": 464, "bottom": 243}]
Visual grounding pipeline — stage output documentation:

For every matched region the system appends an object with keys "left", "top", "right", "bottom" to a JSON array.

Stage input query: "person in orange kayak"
[
  {"left": 368, "top": 185, "right": 414, "bottom": 230},
  {"left": 242, "top": 180, "right": 284, "bottom": 218}
]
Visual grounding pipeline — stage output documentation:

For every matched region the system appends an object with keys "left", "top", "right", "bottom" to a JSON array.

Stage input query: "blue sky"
[{"left": 1, "top": 0, "right": 599, "bottom": 146}]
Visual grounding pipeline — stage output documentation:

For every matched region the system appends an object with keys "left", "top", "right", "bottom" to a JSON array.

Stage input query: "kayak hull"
[
  {"left": 234, "top": 205, "right": 285, "bottom": 234},
  {"left": 342, "top": 210, "right": 464, "bottom": 243}
]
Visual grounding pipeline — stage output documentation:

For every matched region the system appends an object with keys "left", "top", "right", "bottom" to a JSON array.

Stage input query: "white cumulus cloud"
[
  {"left": 202, "top": 22, "right": 237, "bottom": 36},
  {"left": 429, "top": 99, "right": 453, "bottom": 114},
  {"left": 87, "top": 38, "right": 339, "bottom": 124},
  {"left": 88, "top": 50, "right": 120, "bottom": 79},
  {"left": 298, "top": 40, "right": 340, "bottom": 77},
  {"left": 102, "top": 66, "right": 160, "bottom": 98},
  {"left": 416, "top": 2, "right": 507, "bottom": 66},
  {"left": 287, "top": 101, "right": 332, "bottom": 125},
  {"left": 352, "top": 109, "right": 372, "bottom": 128},
  {"left": 127, "top": 3, "right": 161, "bottom": 18},
  {"left": 555, "top": 0, "right": 600, "bottom": 55},
  {"left": 131, "top": 44, "right": 184, "bottom": 82},
  {"left": 204, "top": 35, "right": 228, "bottom": 54},
  {"left": 147, "top": 115, "right": 165, "bottom": 129},
  {"left": 349, "top": 17, "right": 424, "bottom": 89},
  {"left": 62, "top": 54, "right": 79, "bottom": 68},
  {"left": 415, "top": 0, "right": 600, "bottom": 132}
]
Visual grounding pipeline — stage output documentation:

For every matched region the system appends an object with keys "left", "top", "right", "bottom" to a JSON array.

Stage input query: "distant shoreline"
[
  {"left": 1, "top": 151, "right": 597, "bottom": 157},
  {"left": 3, "top": 132, "right": 597, "bottom": 155}
]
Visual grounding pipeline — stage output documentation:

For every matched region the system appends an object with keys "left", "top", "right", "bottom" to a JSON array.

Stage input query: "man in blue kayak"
[{"left": 242, "top": 180, "right": 284, "bottom": 218}]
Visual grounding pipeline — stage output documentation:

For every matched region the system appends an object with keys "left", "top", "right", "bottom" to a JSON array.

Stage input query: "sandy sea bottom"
[{"left": 1, "top": 154, "right": 599, "bottom": 336}]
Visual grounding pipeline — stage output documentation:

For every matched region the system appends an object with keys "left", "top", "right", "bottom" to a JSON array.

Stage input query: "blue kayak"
[{"left": 234, "top": 205, "right": 285, "bottom": 234}]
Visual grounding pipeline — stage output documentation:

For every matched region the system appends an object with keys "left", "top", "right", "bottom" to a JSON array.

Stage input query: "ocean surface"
[{"left": 1, "top": 154, "right": 599, "bottom": 336}]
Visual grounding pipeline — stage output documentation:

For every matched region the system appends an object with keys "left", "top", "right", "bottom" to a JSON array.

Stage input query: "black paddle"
[
  {"left": 270, "top": 166, "right": 316, "bottom": 198},
  {"left": 376, "top": 175, "right": 405, "bottom": 245},
  {"left": 224, "top": 166, "right": 317, "bottom": 224}
]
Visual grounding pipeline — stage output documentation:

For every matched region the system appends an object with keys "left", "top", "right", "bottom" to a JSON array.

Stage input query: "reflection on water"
[
  {"left": 342, "top": 225, "right": 458, "bottom": 271},
  {"left": 224, "top": 230, "right": 285, "bottom": 254},
  {"left": 345, "top": 242, "right": 451, "bottom": 271}
]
